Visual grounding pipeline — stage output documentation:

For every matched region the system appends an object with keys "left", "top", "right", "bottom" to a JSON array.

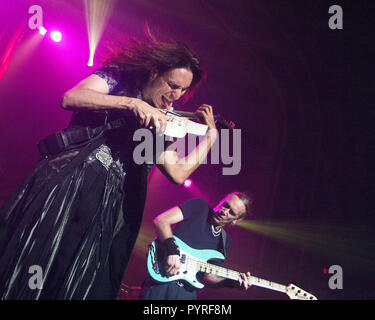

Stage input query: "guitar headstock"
[
  {"left": 286, "top": 283, "right": 317, "bottom": 300},
  {"left": 215, "top": 114, "right": 236, "bottom": 129}
]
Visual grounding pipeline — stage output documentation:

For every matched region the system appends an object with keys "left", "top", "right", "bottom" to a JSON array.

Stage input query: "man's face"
[
  {"left": 142, "top": 68, "right": 193, "bottom": 110},
  {"left": 212, "top": 194, "right": 246, "bottom": 227}
]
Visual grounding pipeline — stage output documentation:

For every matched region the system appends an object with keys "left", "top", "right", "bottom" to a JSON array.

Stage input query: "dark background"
[{"left": 0, "top": 0, "right": 374, "bottom": 300}]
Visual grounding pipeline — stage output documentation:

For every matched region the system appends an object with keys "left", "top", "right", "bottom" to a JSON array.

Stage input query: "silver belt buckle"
[{"left": 94, "top": 145, "right": 113, "bottom": 170}]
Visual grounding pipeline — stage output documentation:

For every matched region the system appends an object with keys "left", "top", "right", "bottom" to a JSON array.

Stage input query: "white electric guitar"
[
  {"left": 147, "top": 236, "right": 317, "bottom": 300},
  {"left": 158, "top": 108, "right": 235, "bottom": 138}
]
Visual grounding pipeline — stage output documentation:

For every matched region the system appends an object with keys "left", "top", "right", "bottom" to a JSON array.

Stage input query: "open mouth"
[{"left": 162, "top": 96, "right": 173, "bottom": 110}]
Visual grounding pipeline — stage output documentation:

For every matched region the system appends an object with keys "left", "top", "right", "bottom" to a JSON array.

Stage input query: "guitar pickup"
[{"left": 180, "top": 254, "right": 186, "bottom": 264}]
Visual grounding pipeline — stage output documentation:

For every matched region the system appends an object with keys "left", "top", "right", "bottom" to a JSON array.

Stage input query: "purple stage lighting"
[
  {"left": 183, "top": 179, "right": 193, "bottom": 188},
  {"left": 50, "top": 30, "right": 62, "bottom": 42}
]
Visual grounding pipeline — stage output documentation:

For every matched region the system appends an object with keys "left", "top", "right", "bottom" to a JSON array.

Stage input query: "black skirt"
[{"left": 0, "top": 140, "right": 135, "bottom": 300}]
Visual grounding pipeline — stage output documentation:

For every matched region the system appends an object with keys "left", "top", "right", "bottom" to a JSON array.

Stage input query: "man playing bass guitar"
[{"left": 141, "top": 192, "right": 253, "bottom": 300}]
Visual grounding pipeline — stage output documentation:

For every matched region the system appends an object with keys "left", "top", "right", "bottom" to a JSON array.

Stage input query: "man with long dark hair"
[{"left": 0, "top": 32, "right": 218, "bottom": 299}]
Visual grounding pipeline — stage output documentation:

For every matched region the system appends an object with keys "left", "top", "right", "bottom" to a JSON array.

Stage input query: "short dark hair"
[{"left": 230, "top": 191, "right": 253, "bottom": 219}]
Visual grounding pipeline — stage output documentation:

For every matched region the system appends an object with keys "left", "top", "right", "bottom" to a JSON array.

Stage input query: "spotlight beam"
[
  {"left": 84, "top": 0, "right": 117, "bottom": 66},
  {"left": 238, "top": 219, "right": 375, "bottom": 268}
]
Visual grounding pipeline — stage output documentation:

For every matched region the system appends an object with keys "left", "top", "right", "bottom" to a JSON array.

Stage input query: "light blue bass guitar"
[{"left": 147, "top": 236, "right": 317, "bottom": 300}]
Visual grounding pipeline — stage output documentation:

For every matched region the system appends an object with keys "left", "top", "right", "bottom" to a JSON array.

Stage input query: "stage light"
[
  {"left": 50, "top": 30, "right": 62, "bottom": 42},
  {"left": 87, "top": 57, "right": 94, "bottom": 67},
  {"left": 84, "top": 0, "right": 117, "bottom": 67},
  {"left": 237, "top": 219, "right": 372, "bottom": 265},
  {"left": 38, "top": 26, "right": 47, "bottom": 36},
  {"left": 183, "top": 179, "right": 193, "bottom": 188}
]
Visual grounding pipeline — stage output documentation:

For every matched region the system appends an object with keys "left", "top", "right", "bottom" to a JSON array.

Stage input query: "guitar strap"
[
  {"left": 221, "top": 228, "right": 227, "bottom": 258},
  {"left": 37, "top": 118, "right": 127, "bottom": 157}
]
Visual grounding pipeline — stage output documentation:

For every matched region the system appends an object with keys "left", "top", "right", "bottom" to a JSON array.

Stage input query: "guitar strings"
[
  {"left": 183, "top": 256, "right": 286, "bottom": 290},
  {"left": 184, "top": 255, "right": 240, "bottom": 279},
  {"left": 173, "top": 255, "right": 313, "bottom": 298}
]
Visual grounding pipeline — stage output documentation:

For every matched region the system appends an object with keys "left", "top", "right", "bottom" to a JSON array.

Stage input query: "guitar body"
[
  {"left": 147, "top": 236, "right": 224, "bottom": 289},
  {"left": 157, "top": 108, "right": 235, "bottom": 138},
  {"left": 147, "top": 236, "right": 318, "bottom": 300}
]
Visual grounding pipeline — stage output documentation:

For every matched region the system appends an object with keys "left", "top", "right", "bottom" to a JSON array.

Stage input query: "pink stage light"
[
  {"left": 39, "top": 26, "right": 47, "bottom": 36},
  {"left": 183, "top": 179, "right": 193, "bottom": 188},
  {"left": 50, "top": 30, "right": 62, "bottom": 42}
]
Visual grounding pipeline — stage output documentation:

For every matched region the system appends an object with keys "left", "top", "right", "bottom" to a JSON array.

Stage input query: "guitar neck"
[
  {"left": 157, "top": 108, "right": 234, "bottom": 129},
  {"left": 196, "top": 261, "right": 287, "bottom": 293},
  {"left": 163, "top": 109, "right": 219, "bottom": 120}
]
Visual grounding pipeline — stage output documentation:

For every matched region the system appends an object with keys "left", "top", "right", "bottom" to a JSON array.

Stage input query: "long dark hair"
[{"left": 102, "top": 28, "right": 205, "bottom": 99}]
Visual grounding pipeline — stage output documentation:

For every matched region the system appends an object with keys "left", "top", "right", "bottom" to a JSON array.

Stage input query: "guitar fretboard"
[{"left": 194, "top": 260, "right": 287, "bottom": 293}]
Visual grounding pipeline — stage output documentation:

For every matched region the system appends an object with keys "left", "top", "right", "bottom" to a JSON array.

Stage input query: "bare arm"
[
  {"left": 152, "top": 206, "right": 185, "bottom": 276},
  {"left": 61, "top": 74, "right": 131, "bottom": 111},
  {"left": 153, "top": 206, "right": 184, "bottom": 241},
  {"left": 62, "top": 75, "right": 216, "bottom": 184},
  {"left": 156, "top": 104, "right": 218, "bottom": 185},
  {"left": 61, "top": 74, "right": 171, "bottom": 131}
]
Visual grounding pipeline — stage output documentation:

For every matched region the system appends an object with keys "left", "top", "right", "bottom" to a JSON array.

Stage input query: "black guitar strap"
[{"left": 221, "top": 228, "right": 227, "bottom": 258}]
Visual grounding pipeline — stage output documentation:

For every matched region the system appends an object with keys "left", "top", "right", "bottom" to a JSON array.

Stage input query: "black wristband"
[{"left": 163, "top": 237, "right": 180, "bottom": 256}]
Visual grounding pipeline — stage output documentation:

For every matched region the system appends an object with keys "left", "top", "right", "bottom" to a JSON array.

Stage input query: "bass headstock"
[{"left": 286, "top": 283, "right": 317, "bottom": 300}]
